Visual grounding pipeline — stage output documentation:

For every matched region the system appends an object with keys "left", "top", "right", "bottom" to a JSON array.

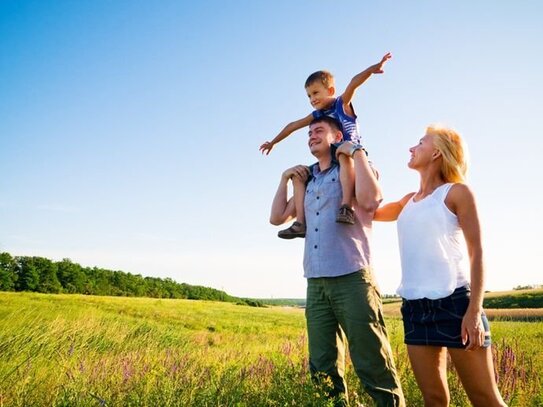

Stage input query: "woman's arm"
[
  {"left": 374, "top": 193, "right": 415, "bottom": 221},
  {"left": 446, "top": 183, "right": 486, "bottom": 349}
]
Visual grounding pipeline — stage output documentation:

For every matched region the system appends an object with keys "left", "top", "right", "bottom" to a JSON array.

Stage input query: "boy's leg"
[
  {"left": 331, "top": 270, "right": 405, "bottom": 407},
  {"left": 293, "top": 175, "right": 306, "bottom": 226},
  {"left": 336, "top": 154, "right": 355, "bottom": 225},
  {"left": 278, "top": 175, "right": 306, "bottom": 239},
  {"left": 306, "top": 278, "right": 348, "bottom": 405}
]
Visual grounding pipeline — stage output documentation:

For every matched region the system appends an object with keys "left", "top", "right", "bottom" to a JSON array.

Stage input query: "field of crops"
[{"left": 1, "top": 292, "right": 542, "bottom": 406}]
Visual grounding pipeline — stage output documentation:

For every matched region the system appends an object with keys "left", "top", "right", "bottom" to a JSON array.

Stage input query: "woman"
[{"left": 375, "top": 125, "right": 506, "bottom": 406}]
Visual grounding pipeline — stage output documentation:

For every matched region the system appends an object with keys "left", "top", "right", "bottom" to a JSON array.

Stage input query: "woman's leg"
[
  {"left": 407, "top": 345, "right": 450, "bottom": 406},
  {"left": 448, "top": 347, "right": 507, "bottom": 407}
]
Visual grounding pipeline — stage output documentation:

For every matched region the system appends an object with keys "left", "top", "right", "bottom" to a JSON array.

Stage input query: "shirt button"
[
  {"left": 315, "top": 228, "right": 318, "bottom": 232},
  {"left": 314, "top": 245, "right": 318, "bottom": 249},
  {"left": 316, "top": 212, "right": 319, "bottom": 216},
  {"left": 316, "top": 196, "right": 319, "bottom": 200}
]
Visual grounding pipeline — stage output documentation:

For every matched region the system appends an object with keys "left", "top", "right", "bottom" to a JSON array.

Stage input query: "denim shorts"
[{"left": 401, "top": 286, "right": 491, "bottom": 348}]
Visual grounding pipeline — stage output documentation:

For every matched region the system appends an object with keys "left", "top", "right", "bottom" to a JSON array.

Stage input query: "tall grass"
[{"left": 1, "top": 292, "right": 542, "bottom": 406}]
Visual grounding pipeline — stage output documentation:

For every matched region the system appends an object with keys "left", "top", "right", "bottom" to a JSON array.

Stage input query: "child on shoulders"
[{"left": 260, "top": 53, "right": 391, "bottom": 238}]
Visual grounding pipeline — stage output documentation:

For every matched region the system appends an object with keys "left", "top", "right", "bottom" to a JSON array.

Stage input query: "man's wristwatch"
[{"left": 349, "top": 144, "right": 366, "bottom": 157}]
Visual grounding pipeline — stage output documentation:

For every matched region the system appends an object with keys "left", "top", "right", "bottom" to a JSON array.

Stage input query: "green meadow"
[{"left": 1, "top": 292, "right": 542, "bottom": 406}]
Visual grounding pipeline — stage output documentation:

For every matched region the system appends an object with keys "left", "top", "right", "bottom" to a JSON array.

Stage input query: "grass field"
[{"left": 1, "top": 292, "right": 542, "bottom": 406}]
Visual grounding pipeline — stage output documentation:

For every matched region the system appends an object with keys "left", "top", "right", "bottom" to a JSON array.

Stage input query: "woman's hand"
[{"left": 461, "top": 309, "right": 486, "bottom": 350}]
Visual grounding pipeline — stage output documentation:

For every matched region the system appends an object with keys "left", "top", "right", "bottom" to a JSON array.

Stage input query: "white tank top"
[{"left": 396, "top": 183, "right": 469, "bottom": 300}]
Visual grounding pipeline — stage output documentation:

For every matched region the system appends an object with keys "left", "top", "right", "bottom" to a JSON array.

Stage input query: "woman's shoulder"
[
  {"left": 445, "top": 183, "right": 476, "bottom": 213},
  {"left": 447, "top": 183, "right": 474, "bottom": 198}
]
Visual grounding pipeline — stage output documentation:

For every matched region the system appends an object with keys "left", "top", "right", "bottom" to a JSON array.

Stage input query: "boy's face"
[{"left": 305, "top": 82, "right": 335, "bottom": 110}]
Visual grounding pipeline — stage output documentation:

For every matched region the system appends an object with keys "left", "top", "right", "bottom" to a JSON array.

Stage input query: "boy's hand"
[
  {"left": 367, "top": 52, "right": 392, "bottom": 74},
  {"left": 260, "top": 141, "right": 275, "bottom": 155}
]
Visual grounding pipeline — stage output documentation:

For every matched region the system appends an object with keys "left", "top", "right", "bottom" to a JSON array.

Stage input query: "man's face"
[{"left": 308, "top": 121, "right": 340, "bottom": 156}]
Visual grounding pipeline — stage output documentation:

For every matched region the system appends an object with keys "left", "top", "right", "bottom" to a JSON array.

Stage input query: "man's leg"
[
  {"left": 331, "top": 271, "right": 405, "bottom": 407},
  {"left": 306, "top": 278, "right": 348, "bottom": 404}
]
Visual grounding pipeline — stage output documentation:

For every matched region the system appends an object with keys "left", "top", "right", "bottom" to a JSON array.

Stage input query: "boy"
[{"left": 260, "top": 53, "right": 391, "bottom": 239}]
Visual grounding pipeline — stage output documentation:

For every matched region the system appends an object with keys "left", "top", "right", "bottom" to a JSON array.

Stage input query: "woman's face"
[{"left": 408, "top": 133, "right": 437, "bottom": 169}]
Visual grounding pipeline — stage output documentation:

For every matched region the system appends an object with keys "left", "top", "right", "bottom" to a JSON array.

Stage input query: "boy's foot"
[
  {"left": 278, "top": 221, "right": 306, "bottom": 239},
  {"left": 336, "top": 205, "right": 355, "bottom": 225}
]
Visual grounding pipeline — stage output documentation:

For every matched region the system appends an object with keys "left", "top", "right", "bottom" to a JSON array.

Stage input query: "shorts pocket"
[
  {"left": 401, "top": 301, "right": 416, "bottom": 338},
  {"left": 435, "top": 295, "right": 469, "bottom": 320}
]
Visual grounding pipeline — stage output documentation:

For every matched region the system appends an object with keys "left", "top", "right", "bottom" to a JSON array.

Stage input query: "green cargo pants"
[{"left": 306, "top": 270, "right": 405, "bottom": 407}]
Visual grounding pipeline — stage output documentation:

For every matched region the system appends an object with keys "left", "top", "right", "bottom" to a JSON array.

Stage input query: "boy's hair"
[
  {"left": 305, "top": 70, "right": 335, "bottom": 89},
  {"left": 427, "top": 125, "right": 468, "bottom": 183},
  {"left": 310, "top": 116, "right": 342, "bottom": 134}
]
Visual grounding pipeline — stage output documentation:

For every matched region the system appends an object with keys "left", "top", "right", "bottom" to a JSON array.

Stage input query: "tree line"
[{"left": 0, "top": 252, "right": 263, "bottom": 306}]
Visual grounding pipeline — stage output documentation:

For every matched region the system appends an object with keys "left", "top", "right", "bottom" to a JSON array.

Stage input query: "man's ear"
[{"left": 334, "top": 131, "right": 344, "bottom": 143}]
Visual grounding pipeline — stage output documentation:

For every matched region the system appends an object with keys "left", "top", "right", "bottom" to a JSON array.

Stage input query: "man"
[{"left": 269, "top": 116, "right": 405, "bottom": 406}]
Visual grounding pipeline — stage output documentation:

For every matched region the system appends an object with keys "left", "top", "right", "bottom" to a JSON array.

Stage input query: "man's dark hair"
[{"left": 310, "top": 116, "right": 343, "bottom": 134}]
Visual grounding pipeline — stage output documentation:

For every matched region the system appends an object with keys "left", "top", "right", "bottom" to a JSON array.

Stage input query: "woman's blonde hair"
[{"left": 427, "top": 125, "right": 468, "bottom": 183}]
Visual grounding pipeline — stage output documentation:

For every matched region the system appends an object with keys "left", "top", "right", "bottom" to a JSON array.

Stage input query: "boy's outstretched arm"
[
  {"left": 341, "top": 52, "right": 392, "bottom": 110},
  {"left": 260, "top": 113, "right": 313, "bottom": 155}
]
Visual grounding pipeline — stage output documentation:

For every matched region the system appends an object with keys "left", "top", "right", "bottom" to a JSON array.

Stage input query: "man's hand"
[
  {"left": 282, "top": 165, "right": 310, "bottom": 182},
  {"left": 367, "top": 52, "right": 392, "bottom": 74},
  {"left": 260, "top": 141, "right": 275, "bottom": 155},
  {"left": 335, "top": 141, "right": 357, "bottom": 159},
  {"left": 335, "top": 141, "right": 355, "bottom": 158}
]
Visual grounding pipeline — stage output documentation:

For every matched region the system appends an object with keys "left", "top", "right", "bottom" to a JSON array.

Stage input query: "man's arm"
[
  {"left": 260, "top": 114, "right": 314, "bottom": 155},
  {"left": 269, "top": 165, "right": 310, "bottom": 225},
  {"left": 336, "top": 142, "right": 382, "bottom": 214},
  {"left": 341, "top": 53, "right": 392, "bottom": 113}
]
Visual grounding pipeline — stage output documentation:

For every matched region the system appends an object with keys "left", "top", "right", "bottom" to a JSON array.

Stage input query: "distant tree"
[
  {"left": 87, "top": 267, "right": 114, "bottom": 296},
  {"left": 513, "top": 285, "right": 536, "bottom": 291},
  {"left": 2, "top": 251, "right": 258, "bottom": 305},
  {"left": 15, "top": 257, "right": 40, "bottom": 291},
  {"left": 0, "top": 252, "right": 17, "bottom": 291},
  {"left": 57, "top": 258, "right": 86, "bottom": 293},
  {"left": 34, "top": 257, "right": 62, "bottom": 293}
]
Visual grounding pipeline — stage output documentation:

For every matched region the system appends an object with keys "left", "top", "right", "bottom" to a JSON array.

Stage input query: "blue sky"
[{"left": 1, "top": 1, "right": 542, "bottom": 298}]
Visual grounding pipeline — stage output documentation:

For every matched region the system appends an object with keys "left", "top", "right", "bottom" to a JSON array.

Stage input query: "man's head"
[
  {"left": 305, "top": 70, "right": 336, "bottom": 110},
  {"left": 308, "top": 117, "right": 343, "bottom": 157}
]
